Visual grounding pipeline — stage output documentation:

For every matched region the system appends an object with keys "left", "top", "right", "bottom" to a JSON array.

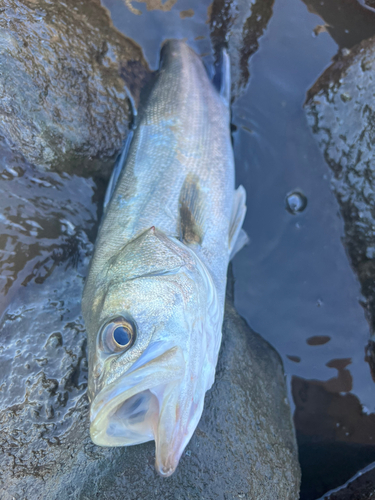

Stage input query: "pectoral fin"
[
  {"left": 178, "top": 174, "right": 205, "bottom": 245},
  {"left": 229, "top": 185, "right": 248, "bottom": 259}
]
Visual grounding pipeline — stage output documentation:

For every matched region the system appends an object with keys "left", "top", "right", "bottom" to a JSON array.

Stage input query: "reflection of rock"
[
  {"left": 0, "top": 270, "right": 301, "bottom": 499},
  {"left": 0, "top": 0, "right": 149, "bottom": 177},
  {"left": 293, "top": 376, "right": 375, "bottom": 500},
  {"left": 300, "top": 0, "right": 375, "bottom": 49},
  {"left": 209, "top": 0, "right": 274, "bottom": 96},
  {"left": 305, "top": 36, "right": 375, "bottom": 360}
]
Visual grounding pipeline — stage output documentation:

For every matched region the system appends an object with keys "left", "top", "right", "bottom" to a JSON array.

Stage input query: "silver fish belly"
[{"left": 82, "top": 40, "right": 247, "bottom": 477}]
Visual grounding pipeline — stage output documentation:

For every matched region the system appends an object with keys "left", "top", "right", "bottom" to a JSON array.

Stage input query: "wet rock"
[
  {"left": 305, "top": 36, "right": 375, "bottom": 360},
  {"left": 0, "top": 0, "right": 149, "bottom": 177},
  {"left": 0, "top": 133, "right": 98, "bottom": 312},
  {"left": 0, "top": 266, "right": 300, "bottom": 499},
  {"left": 209, "top": 0, "right": 274, "bottom": 96}
]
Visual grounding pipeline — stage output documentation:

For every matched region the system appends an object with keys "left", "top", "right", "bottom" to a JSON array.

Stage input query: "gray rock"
[
  {"left": 0, "top": 252, "right": 300, "bottom": 499},
  {"left": 305, "top": 36, "right": 375, "bottom": 374},
  {"left": 0, "top": 0, "right": 149, "bottom": 177}
]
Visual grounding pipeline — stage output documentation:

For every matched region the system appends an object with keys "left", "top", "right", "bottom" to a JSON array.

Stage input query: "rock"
[
  {"left": 305, "top": 36, "right": 375, "bottom": 375},
  {"left": 0, "top": 0, "right": 149, "bottom": 178},
  {"left": 0, "top": 251, "right": 301, "bottom": 499},
  {"left": 209, "top": 0, "right": 274, "bottom": 97},
  {"left": 0, "top": 133, "right": 97, "bottom": 311}
]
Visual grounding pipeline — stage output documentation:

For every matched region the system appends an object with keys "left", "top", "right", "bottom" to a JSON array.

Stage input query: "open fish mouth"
[{"left": 90, "top": 344, "right": 186, "bottom": 476}]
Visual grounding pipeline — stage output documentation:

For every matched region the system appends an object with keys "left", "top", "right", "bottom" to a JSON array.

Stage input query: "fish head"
[{"left": 84, "top": 227, "right": 221, "bottom": 476}]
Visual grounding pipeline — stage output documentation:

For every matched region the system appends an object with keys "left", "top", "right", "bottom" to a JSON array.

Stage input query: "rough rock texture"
[
  {"left": 0, "top": 0, "right": 149, "bottom": 177},
  {"left": 0, "top": 246, "right": 301, "bottom": 499},
  {"left": 209, "top": 0, "right": 274, "bottom": 96},
  {"left": 305, "top": 36, "right": 375, "bottom": 375}
]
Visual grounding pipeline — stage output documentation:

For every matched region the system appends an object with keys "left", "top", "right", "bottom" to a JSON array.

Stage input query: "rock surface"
[
  {"left": 0, "top": 0, "right": 149, "bottom": 177},
  {"left": 0, "top": 251, "right": 300, "bottom": 499},
  {"left": 305, "top": 36, "right": 375, "bottom": 374}
]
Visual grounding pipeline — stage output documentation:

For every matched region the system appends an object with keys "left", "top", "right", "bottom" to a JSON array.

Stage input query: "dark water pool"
[{"left": 100, "top": 0, "right": 375, "bottom": 498}]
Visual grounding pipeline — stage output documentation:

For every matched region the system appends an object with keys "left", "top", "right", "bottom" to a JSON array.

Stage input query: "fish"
[{"left": 81, "top": 39, "right": 247, "bottom": 477}]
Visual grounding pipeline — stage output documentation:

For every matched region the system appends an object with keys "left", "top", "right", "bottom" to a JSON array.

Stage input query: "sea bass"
[{"left": 82, "top": 40, "right": 247, "bottom": 477}]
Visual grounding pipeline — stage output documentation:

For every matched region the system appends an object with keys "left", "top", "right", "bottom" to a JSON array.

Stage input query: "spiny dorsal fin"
[
  {"left": 178, "top": 173, "right": 205, "bottom": 245},
  {"left": 229, "top": 185, "right": 248, "bottom": 259}
]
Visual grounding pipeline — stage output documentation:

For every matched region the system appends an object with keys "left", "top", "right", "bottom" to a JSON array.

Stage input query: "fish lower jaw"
[
  {"left": 89, "top": 385, "right": 186, "bottom": 477},
  {"left": 90, "top": 388, "right": 159, "bottom": 447}
]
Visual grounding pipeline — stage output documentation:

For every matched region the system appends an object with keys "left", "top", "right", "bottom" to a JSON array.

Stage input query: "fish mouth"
[{"left": 90, "top": 343, "right": 187, "bottom": 476}]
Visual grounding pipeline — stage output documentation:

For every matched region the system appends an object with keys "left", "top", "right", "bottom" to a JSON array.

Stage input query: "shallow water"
[
  {"left": 1, "top": 0, "right": 375, "bottom": 497},
  {"left": 100, "top": 0, "right": 375, "bottom": 497}
]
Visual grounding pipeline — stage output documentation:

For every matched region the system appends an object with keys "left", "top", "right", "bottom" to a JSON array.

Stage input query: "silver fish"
[{"left": 82, "top": 40, "right": 247, "bottom": 477}]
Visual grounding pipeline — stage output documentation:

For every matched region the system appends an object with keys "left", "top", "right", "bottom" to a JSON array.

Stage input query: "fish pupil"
[{"left": 113, "top": 326, "right": 131, "bottom": 347}]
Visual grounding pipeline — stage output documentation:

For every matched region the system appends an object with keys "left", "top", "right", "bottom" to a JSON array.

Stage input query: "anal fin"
[{"left": 229, "top": 185, "right": 248, "bottom": 259}]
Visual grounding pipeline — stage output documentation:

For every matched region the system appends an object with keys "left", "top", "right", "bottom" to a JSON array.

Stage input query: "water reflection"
[
  {"left": 286, "top": 191, "right": 308, "bottom": 214},
  {"left": 294, "top": 375, "right": 375, "bottom": 499},
  {"left": 301, "top": 0, "right": 375, "bottom": 49}
]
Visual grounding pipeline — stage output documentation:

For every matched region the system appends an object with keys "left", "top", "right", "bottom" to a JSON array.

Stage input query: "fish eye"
[
  {"left": 113, "top": 325, "right": 131, "bottom": 348},
  {"left": 101, "top": 317, "right": 136, "bottom": 353}
]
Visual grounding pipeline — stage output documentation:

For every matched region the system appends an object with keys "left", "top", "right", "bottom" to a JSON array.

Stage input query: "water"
[{"left": 1, "top": 0, "right": 375, "bottom": 497}]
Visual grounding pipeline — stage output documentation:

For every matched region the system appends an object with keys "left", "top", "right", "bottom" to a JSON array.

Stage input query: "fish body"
[{"left": 82, "top": 40, "right": 247, "bottom": 476}]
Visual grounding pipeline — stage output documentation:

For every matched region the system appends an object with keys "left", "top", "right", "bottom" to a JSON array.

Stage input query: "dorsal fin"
[{"left": 178, "top": 174, "right": 205, "bottom": 245}]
